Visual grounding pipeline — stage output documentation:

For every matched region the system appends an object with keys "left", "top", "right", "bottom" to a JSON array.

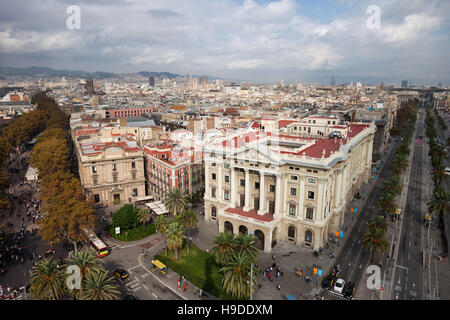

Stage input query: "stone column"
[
  {"left": 217, "top": 164, "right": 223, "bottom": 201},
  {"left": 230, "top": 165, "right": 236, "bottom": 207},
  {"left": 243, "top": 168, "right": 251, "bottom": 211},
  {"left": 335, "top": 169, "right": 342, "bottom": 208},
  {"left": 258, "top": 171, "right": 266, "bottom": 215},
  {"left": 316, "top": 179, "right": 324, "bottom": 220},
  {"left": 299, "top": 176, "right": 305, "bottom": 218},
  {"left": 274, "top": 173, "right": 282, "bottom": 217},
  {"left": 205, "top": 163, "right": 210, "bottom": 198}
]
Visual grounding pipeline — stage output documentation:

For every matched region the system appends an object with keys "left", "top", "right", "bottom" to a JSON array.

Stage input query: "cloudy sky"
[{"left": 0, "top": 0, "right": 449, "bottom": 84}]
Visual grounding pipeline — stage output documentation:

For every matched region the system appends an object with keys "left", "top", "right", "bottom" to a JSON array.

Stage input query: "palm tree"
[
  {"left": 368, "top": 216, "right": 388, "bottom": 234},
  {"left": 155, "top": 215, "right": 170, "bottom": 255},
  {"left": 428, "top": 186, "right": 450, "bottom": 226},
  {"left": 164, "top": 187, "right": 188, "bottom": 217},
  {"left": 137, "top": 208, "right": 151, "bottom": 227},
  {"left": 79, "top": 269, "right": 120, "bottom": 300},
  {"left": 178, "top": 209, "right": 198, "bottom": 255},
  {"left": 210, "top": 232, "right": 237, "bottom": 265},
  {"left": 384, "top": 176, "right": 403, "bottom": 195},
  {"left": 67, "top": 250, "right": 102, "bottom": 279},
  {"left": 165, "top": 222, "right": 186, "bottom": 260},
  {"left": 220, "top": 251, "right": 257, "bottom": 299},
  {"left": 233, "top": 234, "right": 259, "bottom": 263},
  {"left": 376, "top": 192, "right": 396, "bottom": 217},
  {"left": 362, "top": 228, "right": 389, "bottom": 262},
  {"left": 29, "top": 258, "right": 68, "bottom": 300},
  {"left": 433, "top": 166, "right": 447, "bottom": 186}
]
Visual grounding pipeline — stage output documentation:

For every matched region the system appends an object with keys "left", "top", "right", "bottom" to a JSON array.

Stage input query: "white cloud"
[
  {"left": 0, "top": 28, "right": 80, "bottom": 53},
  {"left": 379, "top": 14, "right": 441, "bottom": 43}
]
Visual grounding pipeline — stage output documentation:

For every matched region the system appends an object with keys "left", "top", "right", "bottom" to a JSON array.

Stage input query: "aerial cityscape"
[{"left": 0, "top": 0, "right": 449, "bottom": 310}]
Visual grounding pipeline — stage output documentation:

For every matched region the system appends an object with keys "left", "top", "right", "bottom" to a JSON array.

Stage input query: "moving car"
[
  {"left": 343, "top": 282, "right": 356, "bottom": 299},
  {"left": 334, "top": 278, "right": 345, "bottom": 294},
  {"left": 445, "top": 167, "right": 450, "bottom": 176},
  {"left": 322, "top": 276, "right": 334, "bottom": 290},
  {"left": 114, "top": 268, "right": 129, "bottom": 280}
]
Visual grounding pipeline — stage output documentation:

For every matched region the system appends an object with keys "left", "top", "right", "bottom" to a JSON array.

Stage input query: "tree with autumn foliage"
[
  {"left": 30, "top": 136, "right": 71, "bottom": 176},
  {"left": 38, "top": 171, "right": 96, "bottom": 251}
]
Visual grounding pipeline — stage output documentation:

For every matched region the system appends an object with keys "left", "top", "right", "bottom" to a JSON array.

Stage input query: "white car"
[
  {"left": 445, "top": 167, "right": 450, "bottom": 176},
  {"left": 334, "top": 278, "right": 345, "bottom": 294}
]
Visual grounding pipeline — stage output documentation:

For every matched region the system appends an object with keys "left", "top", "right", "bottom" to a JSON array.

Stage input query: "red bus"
[{"left": 84, "top": 229, "right": 109, "bottom": 257}]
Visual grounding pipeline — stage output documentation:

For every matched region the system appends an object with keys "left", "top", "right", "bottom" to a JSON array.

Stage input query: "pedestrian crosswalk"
[
  {"left": 126, "top": 278, "right": 143, "bottom": 292},
  {"left": 103, "top": 238, "right": 124, "bottom": 250}
]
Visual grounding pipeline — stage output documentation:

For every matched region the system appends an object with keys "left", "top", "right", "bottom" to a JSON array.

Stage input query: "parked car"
[
  {"left": 445, "top": 167, "right": 450, "bottom": 176},
  {"left": 114, "top": 268, "right": 129, "bottom": 280},
  {"left": 343, "top": 282, "right": 356, "bottom": 299},
  {"left": 334, "top": 278, "right": 345, "bottom": 294},
  {"left": 322, "top": 276, "right": 334, "bottom": 290}
]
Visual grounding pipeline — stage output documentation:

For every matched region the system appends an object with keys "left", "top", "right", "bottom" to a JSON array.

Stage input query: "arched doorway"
[
  {"left": 239, "top": 225, "right": 248, "bottom": 236},
  {"left": 254, "top": 230, "right": 265, "bottom": 250},
  {"left": 305, "top": 230, "right": 313, "bottom": 246},
  {"left": 288, "top": 225, "right": 296, "bottom": 243},
  {"left": 271, "top": 227, "right": 278, "bottom": 248},
  {"left": 224, "top": 221, "right": 234, "bottom": 234}
]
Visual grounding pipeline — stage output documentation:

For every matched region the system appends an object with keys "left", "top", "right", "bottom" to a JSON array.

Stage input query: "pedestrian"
[
  {"left": 277, "top": 284, "right": 281, "bottom": 290},
  {"left": 183, "top": 281, "right": 187, "bottom": 293}
]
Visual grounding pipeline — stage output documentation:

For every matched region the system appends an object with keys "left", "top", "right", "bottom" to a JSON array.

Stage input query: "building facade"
[
  {"left": 203, "top": 122, "right": 375, "bottom": 252},
  {"left": 73, "top": 130, "right": 146, "bottom": 205}
]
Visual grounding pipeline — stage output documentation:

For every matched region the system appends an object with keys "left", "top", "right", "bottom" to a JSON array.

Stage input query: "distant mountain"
[
  {"left": 0, "top": 66, "right": 224, "bottom": 82},
  {"left": 137, "top": 71, "right": 181, "bottom": 79},
  {"left": 0, "top": 66, "right": 117, "bottom": 79}
]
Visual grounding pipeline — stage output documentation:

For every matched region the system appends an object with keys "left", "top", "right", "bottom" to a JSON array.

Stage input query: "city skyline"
[{"left": 0, "top": 0, "right": 449, "bottom": 85}]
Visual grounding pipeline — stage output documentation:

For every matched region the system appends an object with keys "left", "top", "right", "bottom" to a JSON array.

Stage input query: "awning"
[
  {"left": 145, "top": 201, "right": 168, "bottom": 215},
  {"left": 135, "top": 195, "right": 153, "bottom": 202}
]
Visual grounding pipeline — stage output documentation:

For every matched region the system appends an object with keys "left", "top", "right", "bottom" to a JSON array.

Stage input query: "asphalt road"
[
  {"left": 102, "top": 237, "right": 183, "bottom": 300},
  {"left": 323, "top": 125, "right": 404, "bottom": 299},
  {"left": 390, "top": 108, "right": 426, "bottom": 300}
]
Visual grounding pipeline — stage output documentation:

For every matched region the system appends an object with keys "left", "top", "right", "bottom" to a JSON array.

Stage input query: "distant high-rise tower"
[
  {"left": 438, "top": 82, "right": 442, "bottom": 88},
  {"left": 331, "top": 75, "right": 336, "bottom": 86},
  {"left": 401, "top": 80, "right": 408, "bottom": 88},
  {"left": 201, "top": 76, "right": 207, "bottom": 89},
  {"left": 149, "top": 76, "right": 155, "bottom": 87},
  {"left": 85, "top": 79, "right": 94, "bottom": 95}
]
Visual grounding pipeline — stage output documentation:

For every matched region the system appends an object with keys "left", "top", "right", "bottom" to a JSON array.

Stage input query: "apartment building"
[
  {"left": 203, "top": 121, "right": 375, "bottom": 252},
  {"left": 72, "top": 129, "right": 146, "bottom": 205},
  {"left": 143, "top": 142, "right": 204, "bottom": 201}
]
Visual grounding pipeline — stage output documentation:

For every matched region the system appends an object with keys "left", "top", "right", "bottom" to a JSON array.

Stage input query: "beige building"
[
  {"left": 72, "top": 129, "right": 146, "bottom": 206},
  {"left": 203, "top": 121, "right": 375, "bottom": 252}
]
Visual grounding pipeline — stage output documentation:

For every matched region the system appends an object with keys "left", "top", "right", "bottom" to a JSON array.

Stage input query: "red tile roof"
[
  {"left": 224, "top": 206, "right": 274, "bottom": 222},
  {"left": 278, "top": 120, "right": 297, "bottom": 128}
]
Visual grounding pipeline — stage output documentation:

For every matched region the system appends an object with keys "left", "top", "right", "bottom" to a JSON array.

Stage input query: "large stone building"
[
  {"left": 72, "top": 128, "right": 146, "bottom": 205},
  {"left": 143, "top": 140, "right": 204, "bottom": 201},
  {"left": 203, "top": 120, "right": 375, "bottom": 252}
]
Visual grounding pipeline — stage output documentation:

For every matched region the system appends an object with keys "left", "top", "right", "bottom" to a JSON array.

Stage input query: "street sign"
[{"left": 115, "top": 227, "right": 120, "bottom": 234}]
